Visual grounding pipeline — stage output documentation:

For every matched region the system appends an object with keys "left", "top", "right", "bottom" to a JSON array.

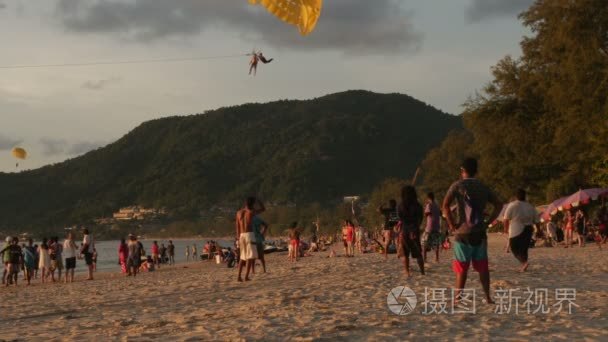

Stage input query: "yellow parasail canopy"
[
  {"left": 11, "top": 147, "right": 27, "bottom": 160},
  {"left": 248, "top": 0, "right": 322, "bottom": 36}
]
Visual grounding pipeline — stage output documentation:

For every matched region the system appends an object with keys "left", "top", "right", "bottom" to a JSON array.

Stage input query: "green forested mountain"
[{"left": 0, "top": 90, "right": 460, "bottom": 231}]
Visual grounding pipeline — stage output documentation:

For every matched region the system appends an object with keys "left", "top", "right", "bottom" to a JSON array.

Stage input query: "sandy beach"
[{"left": 1, "top": 233, "right": 607, "bottom": 341}]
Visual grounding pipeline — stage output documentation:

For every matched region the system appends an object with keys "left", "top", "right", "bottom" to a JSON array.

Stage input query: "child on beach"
[
  {"left": 191, "top": 244, "right": 198, "bottom": 261},
  {"left": 288, "top": 223, "right": 301, "bottom": 262}
]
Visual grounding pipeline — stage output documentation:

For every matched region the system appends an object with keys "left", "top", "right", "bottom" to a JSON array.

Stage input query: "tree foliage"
[{"left": 422, "top": 0, "right": 608, "bottom": 204}]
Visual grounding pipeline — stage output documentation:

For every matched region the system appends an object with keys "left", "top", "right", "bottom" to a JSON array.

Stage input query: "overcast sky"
[{"left": 0, "top": 0, "right": 532, "bottom": 172}]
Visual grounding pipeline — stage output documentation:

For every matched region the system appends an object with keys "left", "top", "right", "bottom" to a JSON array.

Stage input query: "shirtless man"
[{"left": 236, "top": 197, "right": 265, "bottom": 281}]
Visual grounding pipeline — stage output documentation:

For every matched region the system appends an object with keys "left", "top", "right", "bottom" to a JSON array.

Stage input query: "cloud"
[
  {"left": 465, "top": 0, "right": 534, "bottom": 23},
  {"left": 81, "top": 77, "right": 121, "bottom": 91},
  {"left": 0, "top": 135, "right": 22, "bottom": 150},
  {"left": 39, "top": 138, "right": 104, "bottom": 156},
  {"left": 39, "top": 138, "right": 69, "bottom": 156},
  {"left": 55, "top": 0, "right": 422, "bottom": 55},
  {"left": 0, "top": 3, "right": 6, "bottom": 10},
  {"left": 67, "top": 141, "right": 103, "bottom": 155}
]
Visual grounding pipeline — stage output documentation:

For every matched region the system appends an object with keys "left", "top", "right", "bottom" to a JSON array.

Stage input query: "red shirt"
[{"left": 346, "top": 226, "right": 354, "bottom": 242}]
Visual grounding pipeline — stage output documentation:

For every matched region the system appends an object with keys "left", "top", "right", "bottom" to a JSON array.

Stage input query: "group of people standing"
[
  {"left": 235, "top": 197, "right": 268, "bottom": 281},
  {"left": 372, "top": 158, "right": 502, "bottom": 304},
  {"left": 117, "top": 237, "right": 176, "bottom": 277},
  {"left": 1, "top": 229, "right": 96, "bottom": 287},
  {"left": 377, "top": 191, "right": 444, "bottom": 269}
]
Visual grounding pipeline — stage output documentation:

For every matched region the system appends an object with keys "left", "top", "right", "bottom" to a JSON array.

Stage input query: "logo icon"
[{"left": 387, "top": 286, "right": 417, "bottom": 315}]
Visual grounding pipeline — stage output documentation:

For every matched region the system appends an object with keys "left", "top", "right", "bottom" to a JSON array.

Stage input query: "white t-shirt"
[
  {"left": 82, "top": 235, "right": 94, "bottom": 254},
  {"left": 63, "top": 239, "right": 76, "bottom": 258},
  {"left": 504, "top": 200, "right": 539, "bottom": 238}
]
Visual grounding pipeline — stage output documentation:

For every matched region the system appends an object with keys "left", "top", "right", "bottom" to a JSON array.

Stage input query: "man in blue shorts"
[{"left": 442, "top": 158, "right": 502, "bottom": 304}]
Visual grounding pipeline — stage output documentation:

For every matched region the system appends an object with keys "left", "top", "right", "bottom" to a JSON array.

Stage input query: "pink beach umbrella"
[
  {"left": 557, "top": 188, "right": 608, "bottom": 211},
  {"left": 541, "top": 196, "right": 568, "bottom": 222}
]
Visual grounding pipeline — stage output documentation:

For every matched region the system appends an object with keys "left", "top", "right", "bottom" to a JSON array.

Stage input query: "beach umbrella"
[
  {"left": 557, "top": 188, "right": 608, "bottom": 211},
  {"left": 536, "top": 205, "right": 549, "bottom": 222},
  {"left": 540, "top": 196, "right": 568, "bottom": 222}
]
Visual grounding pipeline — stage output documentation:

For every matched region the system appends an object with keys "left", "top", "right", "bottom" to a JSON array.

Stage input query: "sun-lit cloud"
[{"left": 39, "top": 138, "right": 104, "bottom": 156}]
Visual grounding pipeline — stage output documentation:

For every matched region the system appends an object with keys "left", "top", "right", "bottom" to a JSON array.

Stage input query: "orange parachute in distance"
[
  {"left": 248, "top": 0, "right": 322, "bottom": 36},
  {"left": 11, "top": 147, "right": 27, "bottom": 168}
]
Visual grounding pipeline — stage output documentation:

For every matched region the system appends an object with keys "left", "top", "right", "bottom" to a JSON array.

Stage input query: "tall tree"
[{"left": 461, "top": 0, "right": 608, "bottom": 202}]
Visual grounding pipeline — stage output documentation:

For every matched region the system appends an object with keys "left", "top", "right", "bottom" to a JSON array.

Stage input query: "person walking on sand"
[
  {"left": 185, "top": 245, "right": 190, "bottom": 261},
  {"left": 345, "top": 220, "right": 355, "bottom": 257},
  {"left": 236, "top": 197, "right": 264, "bottom": 281},
  {"left": 288, "top": 222, "right": 301, "bottom": 262},
  {"left": 160, "top": 243, "right": 167, "bottom": 265},
  {"left": 1, "top": 237, "right": 22, "bottom": 287},
  {"left": 118, "top": 238, "right": 129, "bottom": 274},
  {"left": 191, "top": 244, "right": 198, "bottom": 261},
  {"left": 597, "top": 206, "right": 608, "bottom": 246},
  {"left": 127, "top": 234, "right": 143, "bottom": 277},
  {"left": 80, "top": 229, "right": 95, "bottom": 280},
  {"left": 546, "top": 219, "right": 558, "bottom": 247},
  {"left": 356, "top": 225, "right": 365, "bottom": 253},
  {"left": 422, "top": 192, "right": 442, "bottom": 263},
  {"left": 23, "top": 239, "right": 37, "bottom": 285},
  {"left": 564, "top": 210, "right": 574, "bottom": 248},
  {"left": 378, "top": 200, "right": 399, "bottom": 260},
  {"left": 38, "top": 239, "right": 51, "bottom": 283},
  {"left": 442, "top": 158, "right": 502, "bottom": 305},
  {"left": 63, "top": 232, "right": 77, "bottom": 283},
  {"left": 398, "top": 186, "right": 425, "bottom": 277},
  {"left": 341, "top": 221, "right": 349, "bottom": 257},
  {"left": 252, "top": 214, "right": 268, "bottom": 273},
  {"left": 503, "top": 189, "right": 538, "bottom": 272},
  {"left": 168, "top": 240, "right": 175, "bottom": 265},
  {"left": 1, "top": 237, "right": 11, "bottom": 285},
  {"left": 574, "top": 208, "right": 586, "bottom": 247},
  {"left": 151, "top": 241, "right": 161, "bottom": 269},
  {"left": 49, "top": 237, "right": 64, "bottom": 282}
]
